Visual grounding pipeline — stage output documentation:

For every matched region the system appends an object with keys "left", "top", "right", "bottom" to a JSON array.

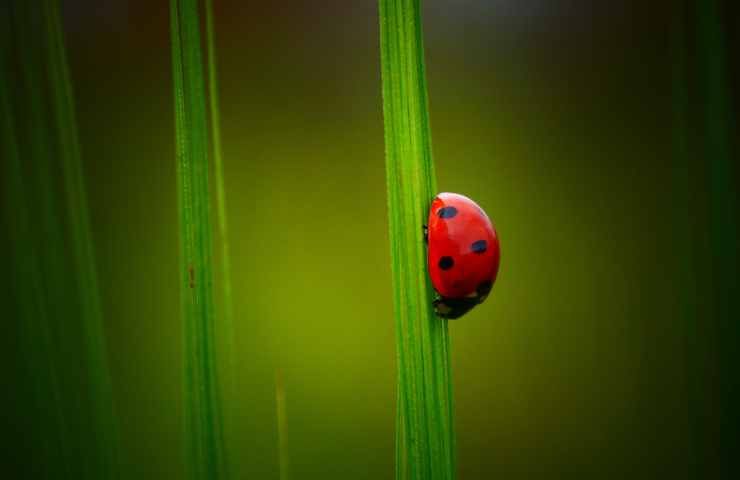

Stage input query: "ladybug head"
[
  {"left": 433, "top": 296, "right": 478, "bottom": 319},
  {"left": 432, "top": 281, "right": 492, "bottom": 319}
]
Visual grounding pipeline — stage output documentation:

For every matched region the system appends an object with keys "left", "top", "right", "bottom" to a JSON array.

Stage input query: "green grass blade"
[
  {"left": 42, "top": 1, "right": 121, "bottom": 477},
  {"left": 205, "top": 0, "right": 236, "bottom": 431},
  {"left": 378, "top": 1, "right": 456, "bottom": 479},
  {"left": 204, "top": 0, "right": 234, "bottom": 347},
  {"left": 669, "top": 5, "right": 701, "bottom": 477},
  {"left": 275, "top": 369, "right": 291, "bottom": 480},
  {"left": 696, "top": 0, "right": 739, "bottom": 469},
  {"left": 0, "top": 14, "right": 69, "bottom": 477},
  {"left": 171, "top": 0, "right": 228, "bottom": 478}
]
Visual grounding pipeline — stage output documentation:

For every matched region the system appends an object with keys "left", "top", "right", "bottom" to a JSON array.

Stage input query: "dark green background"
[{"left": 3, "top": 1, "right": 739, "bottom": 478}]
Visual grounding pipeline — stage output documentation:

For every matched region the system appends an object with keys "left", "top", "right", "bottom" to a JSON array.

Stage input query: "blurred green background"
[{"left": 2, "top": 0, "right": 739, "bottom": 479}]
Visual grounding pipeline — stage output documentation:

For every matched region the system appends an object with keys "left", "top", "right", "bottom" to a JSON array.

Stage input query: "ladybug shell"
[{"left": 427, "top": 192, "right": 500, "bottom": 319}]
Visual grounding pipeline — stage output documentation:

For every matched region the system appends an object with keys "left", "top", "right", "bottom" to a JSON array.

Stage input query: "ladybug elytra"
[{"left": 425, "top": 192, "right": 500, "bottom": 319}]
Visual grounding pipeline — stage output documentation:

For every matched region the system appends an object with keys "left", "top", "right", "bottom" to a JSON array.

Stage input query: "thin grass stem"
[
  {"left": 695, "top": 0, "right": 739, "bottom": 468},
  {"left": 42, "top": 1, "right": 120, "bottom": 477},
  {"left": 204, "top": 1, "right": 235, "bottom": 361},
  {"left": 205, "top": 3, "right": 237, "bottom": 455},
  {"left": 378, "top": 1, "right": 456, "bottom": 479},
  {"left": 171, "top": 0, "right": 228, "bottom": 478},
  {"left": 275, "top": 369, "right": 291, "bottom": 480},
  {"left": 1, "top": 14, "right": 70, "bottom": 477}
]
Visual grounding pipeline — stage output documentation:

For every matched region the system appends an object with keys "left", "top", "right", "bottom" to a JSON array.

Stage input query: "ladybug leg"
[{"left": 422, "top": 224, "right": 428, "bottom": 244}]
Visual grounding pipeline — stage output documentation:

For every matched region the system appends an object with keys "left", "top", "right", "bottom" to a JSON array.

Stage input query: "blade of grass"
[
  {"left": 171, "top": 0, "right": 228, "bottom": 478},
  {"left": 6, "top": 2, "right": 123, "bottom": 477},
  {"left": 0, "top": 13, "right": 69, "bottom": 477},
  {"left": 378, "top": 1, "right": 456, "bottom": 479},
  {"left": 670, "top": 4, "right": 701, "bottom": 477},
  {"left": 204, "top": 9, "right": 238, "bottom": 475},
  {"left": 42, "top": 1, "right": 121, "bottom": 477},
  {"left": 205, "top": 0, "right": 236, "bottom": 398},
  {"left": 275, "top": 369, "right": 290, "bottom": 480},
  {"left": 695, "top": 0, "right": 739, "bottom": 470}
]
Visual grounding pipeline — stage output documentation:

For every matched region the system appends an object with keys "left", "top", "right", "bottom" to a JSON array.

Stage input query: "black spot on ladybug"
[
  {"left": 437, "top": 206, "right": 458, "bottom": 219},
  {"left": 438, "top": 256, "right": 454, "bottom": 270},
  {"left": 471, "top": 240, "right": 487, "bottom": 254}
]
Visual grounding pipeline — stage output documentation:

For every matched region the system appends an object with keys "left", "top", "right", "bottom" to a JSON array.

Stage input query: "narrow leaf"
[
  {"left": 42, "top": 1, "right": 121, "bottom": 477},
  {"left": 170, "top": 0, "right": 228, "bottom": 478},
  {"left": 378, "top": 1, "right": 456, "bottom": 479}
]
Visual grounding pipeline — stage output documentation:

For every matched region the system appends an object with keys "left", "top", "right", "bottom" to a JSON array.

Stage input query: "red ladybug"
[{"left": 425, "top": 192, "right": 500, "bottom": 319}]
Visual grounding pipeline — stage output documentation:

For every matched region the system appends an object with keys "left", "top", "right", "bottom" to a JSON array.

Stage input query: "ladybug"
[{"left": 425, "top": 192, "right": 500, "bottom": 319}]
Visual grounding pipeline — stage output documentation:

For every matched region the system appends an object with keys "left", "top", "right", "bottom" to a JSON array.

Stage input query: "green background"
[{"left": 3, "top": 1, "right": 739, "bottom": 479}]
